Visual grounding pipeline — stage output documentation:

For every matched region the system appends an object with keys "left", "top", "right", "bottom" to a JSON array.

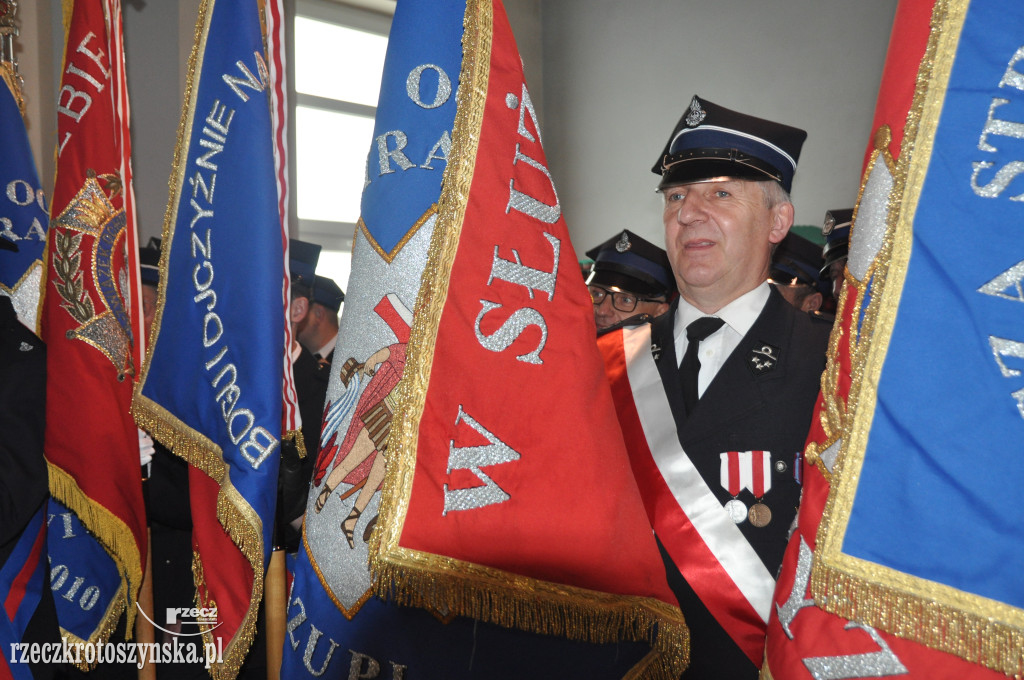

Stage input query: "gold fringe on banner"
[
  {"left": 811, "top": 0, "right": 1024, "bottom": 674},
  {"left": 49, "top": 461, "right": 131, "bottom": 671},
  {"left": 131, "top": 395, "right": 265, "bottom": 680},
  {"left": 47, "top": 463, "right": 141, "bottom": 642},
  {"left": 283, "top": 429, "right": 306, "bottom": 459},
  {"left": 369, "top": 1, "right": 689, "bottom": 677}
]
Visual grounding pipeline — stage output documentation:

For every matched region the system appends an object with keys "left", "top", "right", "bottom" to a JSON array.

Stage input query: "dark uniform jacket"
[
  {"left": 649, "top": 288, "right": 830, "bottom": 680},
  {"left": 0, "top": 295, "right": 60, "bottom": 679},
  {"left": 278, "top": 345, "right": 330, "bottom": 551}
]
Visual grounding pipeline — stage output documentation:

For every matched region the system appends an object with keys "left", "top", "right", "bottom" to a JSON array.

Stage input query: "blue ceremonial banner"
[
  {"left": 132, "top": 0, "right": 285, "bottom": 676},
  {"left": 0, "top": 78, "right": 48, "bottom": 331},
  {"left": 43, "top": 500, "right": 123, "bottom": 642},
  {"left": 813, "top": 0, "right": 1024, "bottom": 674}
]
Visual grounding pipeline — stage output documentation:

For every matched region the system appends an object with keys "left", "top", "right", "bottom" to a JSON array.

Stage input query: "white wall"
[
  {"left": 537, "top": 0, "right": 899, "bottom": 255},
  {"left": 21, "top": 0, "right": 898, "bottom": 252}
]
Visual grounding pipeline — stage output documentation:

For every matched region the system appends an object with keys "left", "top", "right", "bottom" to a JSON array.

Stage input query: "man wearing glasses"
[{"left": 585, "top": 229, "right": 674, "bottom": 332}]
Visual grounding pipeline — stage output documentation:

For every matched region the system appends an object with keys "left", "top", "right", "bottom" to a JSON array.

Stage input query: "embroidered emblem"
[
  {"left": 19, "top": 341, "right": 33, "bottom": 352},
  {"left": 51, "top": 172, "right": 135, "bottom": 380},
  {"left": 615, "top": 232, "right": 631, "bottom": 253},
  {"left": 748, "top": 343, "right": 779, "bottom": 375},
  {"left": 685, "top": 96, "right": 706, "bottom": 127}
]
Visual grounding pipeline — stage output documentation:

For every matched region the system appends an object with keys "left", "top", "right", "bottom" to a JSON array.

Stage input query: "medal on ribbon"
[{"left": 719, "top": 450, "right": 773, "bottom": 527}]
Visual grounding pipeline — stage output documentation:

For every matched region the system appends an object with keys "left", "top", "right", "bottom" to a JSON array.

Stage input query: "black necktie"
[{"left": 680, "top": 316, "right": 725, "bottom": 414}]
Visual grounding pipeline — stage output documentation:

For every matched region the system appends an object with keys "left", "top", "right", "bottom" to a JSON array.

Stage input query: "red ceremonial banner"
[
  {"left": 42, "top": 0, "right": 145, "bottom": 635},
  {"left": 373, "top": 1, "right": 687, "bottom": 674}
]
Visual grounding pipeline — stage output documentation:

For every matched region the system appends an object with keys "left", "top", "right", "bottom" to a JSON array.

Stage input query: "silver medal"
[{"left": 724, "top": 498, "right": 747, "bottom": 524}]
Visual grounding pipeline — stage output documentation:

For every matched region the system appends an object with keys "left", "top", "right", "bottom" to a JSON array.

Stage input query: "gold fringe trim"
[
  {"left": 131, "top": 393, "right": 266, "bottom": 680},
  {"left": 59, "top": 584, "right": 128, "bottom": 671},
  {"left": 47, "top": 463, "right": 142, "bottom": 640},
  {"left": 374, "top": 554, "right": 690, "bottom": 679},
  {"left": 811, "top": 0, "right": 1024, "bottom": 674},
  {"left": 368, "top": 2, "right": 689, "bottom": 678},
  {"left": 811, "top": 563, "right": 1024, "bottom": 676},
  {"left": 283, "top": 428, "right": 306, "bottom": 459}
]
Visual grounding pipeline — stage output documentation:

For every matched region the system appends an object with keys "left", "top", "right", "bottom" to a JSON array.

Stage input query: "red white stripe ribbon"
[{"left": 721, "top": 450, "right": 771, "bottom": 498}]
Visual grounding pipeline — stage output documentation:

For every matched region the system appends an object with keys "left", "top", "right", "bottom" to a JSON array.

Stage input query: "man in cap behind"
[
  {"left": 281, "top": 239, "right": 330, "bottom": 550},
  {"left": 769, "top": 231, "right": 832, "bottom": 315},
  {"left": 585, "top": 229, "right": 674, "bottom": 332},
  {"left": 298, "top": 274, "right": 345, "bottom": 364},
  {"left": 820, "top": 208, "right": 852, "bottom": 301},
  {"left": 601, "top": 95, "right": 830, "bottom": 679}
]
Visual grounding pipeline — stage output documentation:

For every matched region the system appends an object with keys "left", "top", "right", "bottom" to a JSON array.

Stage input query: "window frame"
[{"left": 286, "top": 0, "right": 394, "bottom": 259}]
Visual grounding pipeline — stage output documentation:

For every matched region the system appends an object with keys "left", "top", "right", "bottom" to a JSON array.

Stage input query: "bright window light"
[
  {"left": 294, "top": 17, "right": 388, "bottom": 107},
  {"left": 295, "top": 106, "right": 375, "bottom": 223}
]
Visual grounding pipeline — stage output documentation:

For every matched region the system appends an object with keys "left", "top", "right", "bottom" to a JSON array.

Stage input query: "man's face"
[
  {"left": 589, "top": 285, "right": 669, "bottom": 330},
  {"left": 662, "top": 179, "right": 792, "bottom": 312},
  {"left": 829, "top": 259, "right": 846, "bottom": 300}
]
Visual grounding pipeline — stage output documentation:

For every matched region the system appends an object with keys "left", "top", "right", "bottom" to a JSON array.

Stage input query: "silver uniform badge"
[
  {"left": 615, "top": 232, "right": 631, "bottom": 252},
  {"left": 685, "top": 96, "right": 706, "bottom": 127},
  {"left": 823, "top": 213, "right": 837, "bottom": 235},
  {"left": 749, "top": 343, "right": 779, "bottom": 375}
]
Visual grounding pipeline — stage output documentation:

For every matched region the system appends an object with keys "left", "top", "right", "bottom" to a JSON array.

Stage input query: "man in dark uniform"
[
  {"left": 601, "top": 95, "right": 830, "bottom": 679},
  {"left": 297, "top": 274, "right": 344, "bottom": 364},
  {"left": 820, "top": 208, "right": 853, "bottom": 301},
  {"left": 768, "top": 231, "right": 833, "bottom": 316},
  {"left": 585, "top": 229, "right": 674, "bottom": 332},
  {"left": 1, "top": 237, "right": 61, "bottom": 680},
  {"left": 279, "top": 240, "right": 330, "bottom": 551}
]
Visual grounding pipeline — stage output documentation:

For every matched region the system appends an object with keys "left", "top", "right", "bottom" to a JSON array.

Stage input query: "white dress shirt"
[
  {"left": 673, "top": 282, "right": 771, "bottom": 398},
  {"left": 314, "top": 333, "right": 337, "bottom": 361}
]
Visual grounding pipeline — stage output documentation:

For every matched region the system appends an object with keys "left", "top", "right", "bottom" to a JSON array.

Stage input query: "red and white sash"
[{"left": 602, "top": 324, "right": 775, "bottom": 665}]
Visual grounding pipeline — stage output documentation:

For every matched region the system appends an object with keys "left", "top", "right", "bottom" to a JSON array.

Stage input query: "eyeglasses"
[{"left": 588, "top": 286, "right": 663, "bottom": 313}]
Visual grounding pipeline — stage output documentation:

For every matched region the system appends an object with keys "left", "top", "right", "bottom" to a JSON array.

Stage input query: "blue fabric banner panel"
[{"left": 813, "top": 0, "right": 1024, "bottom": 672}]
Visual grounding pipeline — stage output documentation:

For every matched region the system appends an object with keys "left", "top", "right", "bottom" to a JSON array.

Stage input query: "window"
[{"left": 291, "top": 0, "right": 393, "bottom": 299}]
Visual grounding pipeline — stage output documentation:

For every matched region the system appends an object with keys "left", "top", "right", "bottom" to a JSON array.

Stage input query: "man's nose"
[{"left": 671, "top": 191, "right": 704, "bottom": 225}]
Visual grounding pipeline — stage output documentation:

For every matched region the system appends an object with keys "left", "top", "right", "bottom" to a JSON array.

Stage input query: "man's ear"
[
  {"left": 768, "top": 202, "right": 795, "bottom": 245},
  {"left": 290, "top": 296, "right": 309, "bottom": 324},
  {"left": 800, "top": 291, "right": 823, "bottom": 313}
]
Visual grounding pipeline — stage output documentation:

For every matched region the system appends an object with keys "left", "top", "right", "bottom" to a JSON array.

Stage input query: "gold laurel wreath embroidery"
[{"left": 53, "top": 229, "right": 94, "bottom": 324}]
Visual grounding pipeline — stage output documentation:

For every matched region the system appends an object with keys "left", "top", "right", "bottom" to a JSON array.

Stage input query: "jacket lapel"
[{"left": 680, "top": 288, "right": 795, "bottom": 446}]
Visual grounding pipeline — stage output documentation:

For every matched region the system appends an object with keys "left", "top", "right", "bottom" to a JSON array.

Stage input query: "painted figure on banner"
[{"left": 313, "top": 293, "right": 411, "bottom": 550}]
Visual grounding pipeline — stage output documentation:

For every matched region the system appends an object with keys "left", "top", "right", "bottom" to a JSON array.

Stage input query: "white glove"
[{"left": 138, "top": 428, "right": 155, "bottom": 467}]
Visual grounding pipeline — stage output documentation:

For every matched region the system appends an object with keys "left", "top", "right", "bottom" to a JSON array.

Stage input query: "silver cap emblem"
[
  {"left": 823, "top": 213, "right": 837, "bottom": 236},
  {"left": 615, "top": 232, "right": 631, "bottom": 252},
  {"left": 685, "top": 96, "right": 706, "bottom": 127}
]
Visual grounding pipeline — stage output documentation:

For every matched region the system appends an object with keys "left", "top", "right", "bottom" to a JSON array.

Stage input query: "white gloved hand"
[{"left": 138, "top": 428, "right": 155, "bottom": 467}]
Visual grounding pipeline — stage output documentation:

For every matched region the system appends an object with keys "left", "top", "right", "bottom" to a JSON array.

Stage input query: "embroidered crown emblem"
[
  {"left": 615, "top": 232, "right": 631, "bottom": 253},
  {"left": 685, "top": 96, "right": 706, "bottom": 127}
]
